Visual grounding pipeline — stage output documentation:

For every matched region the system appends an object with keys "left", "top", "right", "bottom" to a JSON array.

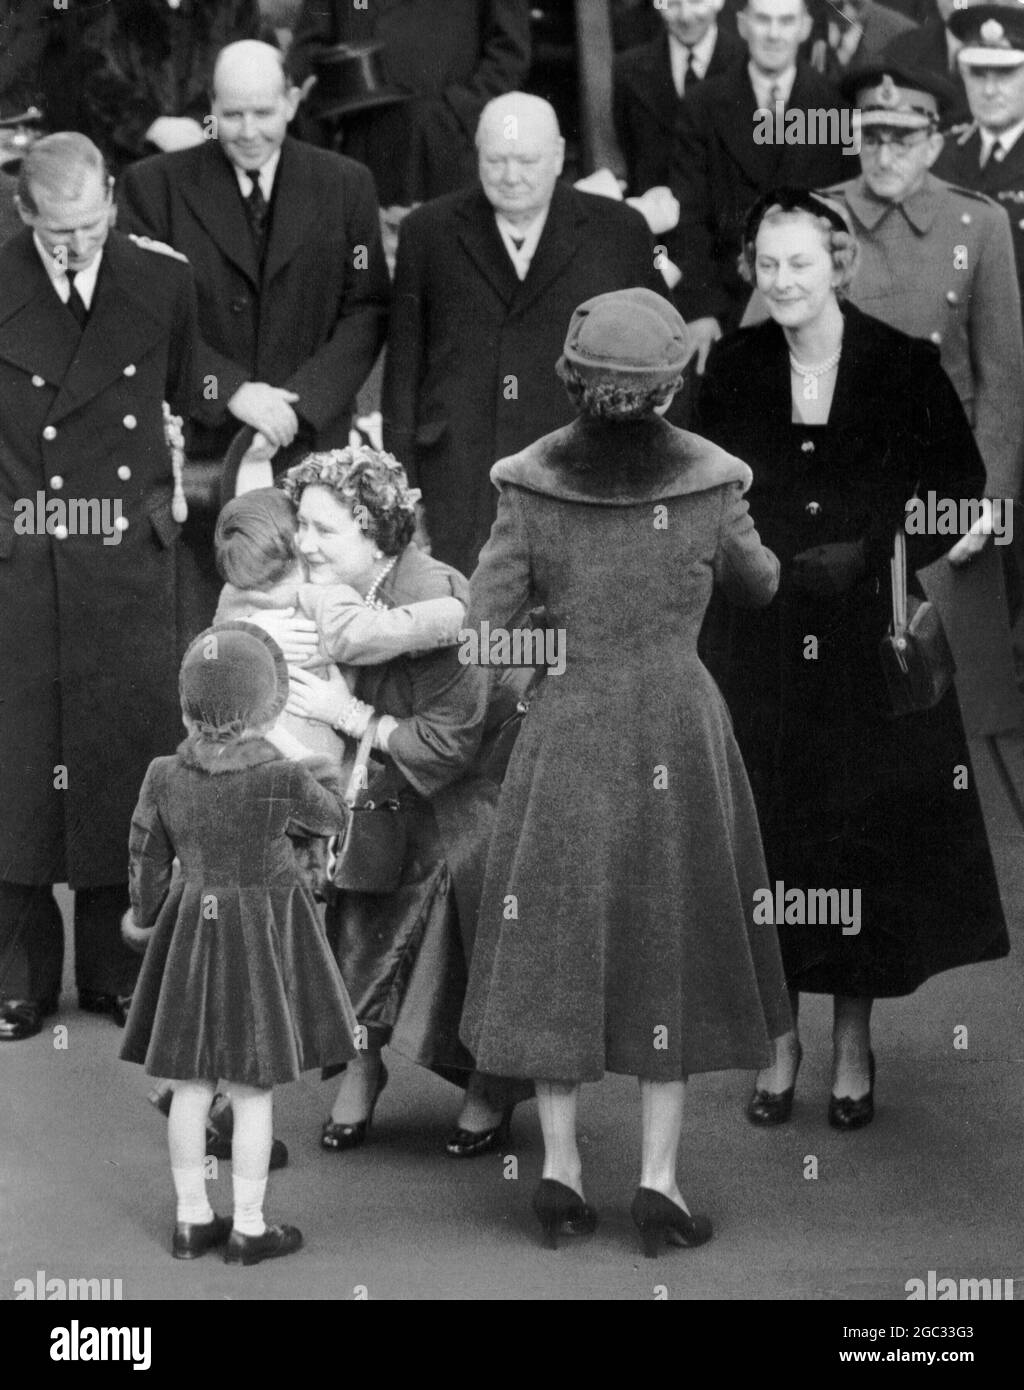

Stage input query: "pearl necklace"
[
  {"left": 362, "top": 556, "right": 397, "bottom": 610},
  {"left": 789, "top": 344, "right": 842, "bottom": 390}
]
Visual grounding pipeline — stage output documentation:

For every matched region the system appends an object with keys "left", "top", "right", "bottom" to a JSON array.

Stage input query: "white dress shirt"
[
  {"left": 495, "top": 205, "right": 550, "bottom": 281},
  {"left": 980, "top": 118, "right": 1024, "bottom": 167},
  {"left": 668, "top": 26, "right": 718, "bottom": 97},
  {"left": 749, "top": 63, "right": 797, "bottom": 109},
  {"left": 233, "top": 147, "right": 281, "bottom": 201},
  {"left": 33, "top": 233, "right": 103, "bottom": 308}
]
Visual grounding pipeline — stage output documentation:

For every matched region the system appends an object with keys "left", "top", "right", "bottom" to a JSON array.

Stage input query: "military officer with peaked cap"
[
  {"left": 828, "top": 60, "right": 1024, "bottom": 504},
  {"left": 935, "top": 5, "right": 1024, "bottom": 323},
  {"left": 0, "top": 132, "right": 198, "bottom": 1041}
]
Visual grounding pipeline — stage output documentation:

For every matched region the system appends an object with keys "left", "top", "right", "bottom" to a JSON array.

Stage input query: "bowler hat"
[
  {"left": 180, "top": 622, "right": 289, "bottom": 739},
  {"left": 559, "top": 288, "right": 693, "bottom": 385},
  {"left": 310, "top": 41, "right": 410, "bottom": 120}
]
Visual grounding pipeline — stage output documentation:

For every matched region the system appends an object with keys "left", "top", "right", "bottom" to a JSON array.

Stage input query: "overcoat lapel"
[
  {"left": 510, "top": 182, "right": 584, "bottom": 318},
  {"left": 628, "top": 36, "right": 679, "bottom": 136},
  {"left": 0, "top": 230, "right": 81, "bottom": 385},
  {"left": 179, "top": 141, "right": 260, "bottom": 287},
  {"left": 715, "top": 66, "right": 782, "bottom": 187},
  {"left": 454, "top": 187, "right": 520, "bottom": 308},
  {"left": 262, "top": 139, "right": 321, "bottom": 286}
]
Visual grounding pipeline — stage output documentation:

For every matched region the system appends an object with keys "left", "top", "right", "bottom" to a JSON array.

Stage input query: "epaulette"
[
  {"left": 948, "top": 121, "right": 978, "bottom": 148},
  {"left": 945, "top": 182, "right": 998, "bottom": 206},
  {"left": 127, "top": 233, "right": 189, "bottom": 264}
]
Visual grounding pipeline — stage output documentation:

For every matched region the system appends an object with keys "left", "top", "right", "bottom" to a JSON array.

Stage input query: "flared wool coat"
[
  {"left": 120, "top": 737, "right": 358, "bottom": 1087},
  {"left": 459, "top": 414, "right": 794, "bottom": 1083}
]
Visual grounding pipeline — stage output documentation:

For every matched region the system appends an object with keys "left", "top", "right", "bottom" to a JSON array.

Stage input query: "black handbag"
[
  {"left": 330, "top": 719, "right": 408, "bottom": 894},
  {"left": 879, "top": 528, "right": 955, "bottom": 716}
]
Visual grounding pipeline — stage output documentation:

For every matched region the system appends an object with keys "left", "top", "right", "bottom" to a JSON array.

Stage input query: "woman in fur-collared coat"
[{"left": 459, "top": 289, "right": 793, "bottom": 1255}]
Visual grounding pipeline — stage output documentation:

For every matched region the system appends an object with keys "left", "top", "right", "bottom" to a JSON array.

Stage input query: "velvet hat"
[
  {"left": 559, "top": 288, "right": 693, "bottom": 386},
  {"left": 180, "top": 621, "right": 289, "bottom": 740}
]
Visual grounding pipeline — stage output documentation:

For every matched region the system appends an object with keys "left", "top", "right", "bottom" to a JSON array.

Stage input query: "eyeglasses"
[{"left": 861, "top": 129, "right": 933, "bottom": 152}]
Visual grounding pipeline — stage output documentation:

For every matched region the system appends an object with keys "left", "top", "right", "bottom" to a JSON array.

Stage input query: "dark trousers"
[{"left": 0, "top": 882, "right": 137, "bottom": 1003}]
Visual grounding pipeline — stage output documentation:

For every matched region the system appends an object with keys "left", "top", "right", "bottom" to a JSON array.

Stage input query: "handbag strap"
[
  {"left": 891, "top": 526, "right": 908, "bottom": 636},
  {"left": 343, "top": 718, "right": 378, "bottom": 809}
]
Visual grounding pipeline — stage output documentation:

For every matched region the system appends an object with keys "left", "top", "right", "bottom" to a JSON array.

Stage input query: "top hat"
[
  {"left": 310, "top": 41, "right": 410, "bottom": 121},
  {"left": 560, "top": 288, "right": 693, "bottom": 385},
  {"left": 180, "top": 621, "right": 289, "bottom": 739},
  {"left": 950, "top": 5, "right": 1024, "bottom": 67},
  {"left": 841, "top": 61, "right": 957, "bottom": 128}
]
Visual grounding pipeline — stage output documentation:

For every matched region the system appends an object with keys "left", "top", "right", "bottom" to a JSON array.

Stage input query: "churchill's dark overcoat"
[
  {"left": 695, "top": 304, "right": 1009, "bottom": 997},
  {"left": 460, "top": 416, "right": 793, "bottom": 1082},
  {"left": 382, "top": 181, "right": 664, "bottom": 576},
  {"left": 0, "top": 227, "right": 196, "bottom": 888}
]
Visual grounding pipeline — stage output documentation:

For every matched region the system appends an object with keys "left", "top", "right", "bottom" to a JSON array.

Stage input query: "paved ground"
[{"left": 3, "top": 737, "right": 1023, "bottom": 1302}]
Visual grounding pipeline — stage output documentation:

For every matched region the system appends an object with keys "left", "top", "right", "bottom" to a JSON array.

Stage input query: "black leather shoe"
[
  {"left": 445, "top": 1105, "right": 514, "bottom": 1158},
  {"left": 204, "top": 1126, "right": 290, "bottom": 1172},
  {"left": 321, "top": 1062, "right": 388, "bottom": 1153},
  {"left": 746, "top": 1043, "right": 803, "bottom": 1127},
  {"left": 223, "top": 1224, "right": 303, "bottom": 1266},
  {"left": 828, "top": 1051, "right": 875, "bottom": 1131},
  {"left": 79, "top": 990, "right": 133, "bottom": 1027},
  {"left": 0, "top": 995, "right": 58, "bottom": 1042},
  {"left": 631, "top": 1187, "right": 713, "bottom": 1259},
  {"left": 531, "top": 1179, "right": 598, "bottom": 1251},
  {"left": 172, "top": 1214, "right": 232, "bottom": 1260}
]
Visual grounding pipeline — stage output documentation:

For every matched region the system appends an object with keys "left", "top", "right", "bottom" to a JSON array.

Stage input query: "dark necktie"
[
  {"left": 66, "top": 271, "right": 88, "bottom": 329},
  {"left": 510, "top": 235, "right": 525, "bottom": 252},
  {"left": 683, "top": 47, "right": 697, "bottom": 91},
  {"left": 244, "top": 170, "right": 269, "bottom": 255}
]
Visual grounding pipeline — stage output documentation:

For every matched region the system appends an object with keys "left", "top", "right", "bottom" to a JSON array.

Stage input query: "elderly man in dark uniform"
[
  {"left": 289, "top": 0, "right": 531, "bottom": 207},
  {"left": 382, "top": 91, "right": 666, "bottom": 577},
  {"left": 669, "top": 0, "right": 850, "bottom": 370},
  {"left": 935, "top": 6, "right": 1024, "bottom": 315},
  {"left": 0, "top": 133, "right": 197, "bottom": 1041},
  {"left": 827, "top": 62, "right": 1023, "bottom": 506}
]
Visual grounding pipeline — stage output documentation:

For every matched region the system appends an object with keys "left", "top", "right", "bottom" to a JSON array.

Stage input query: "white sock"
[
  {"left": 171, "top": 1165, "right": 214, "bottom": 1226},
  {"left": 232, "top": 1174, "right": 268, "bottom": 1237}
]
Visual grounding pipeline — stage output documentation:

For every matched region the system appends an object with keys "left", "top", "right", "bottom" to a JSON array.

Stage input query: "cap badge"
[
  {"left": 980, "top": 18, "right": 1007, "bottom": 46},
  {"left": 877, "top": 74, "right": 899, "bottom": 107}
]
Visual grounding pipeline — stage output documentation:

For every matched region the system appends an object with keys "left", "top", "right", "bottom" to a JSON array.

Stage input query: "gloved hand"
[
  {"left": 121, "top": 908, "right": 154, "bottom": 955},
  {"left": 791, "top": 540, "right": 866, "bottom": 597}
]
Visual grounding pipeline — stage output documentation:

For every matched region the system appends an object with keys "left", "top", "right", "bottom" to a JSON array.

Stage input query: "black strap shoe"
[
  {"left": 828, "top": 1051, "right": 876, "bottom": 1131},
  {"left": 224, "top": 1224, "right": 303, "bottom": 1266},
  {"left": 172, "top": 1214, "right": 233, "bottom": 1260}
]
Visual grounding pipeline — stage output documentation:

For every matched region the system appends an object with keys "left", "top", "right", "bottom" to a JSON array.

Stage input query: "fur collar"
[
  {"left": 491, "top": 415, "right": 752, "bottom": 505},
  {"left": 178, "top": 734, "right": 284, "bottom": 775}
]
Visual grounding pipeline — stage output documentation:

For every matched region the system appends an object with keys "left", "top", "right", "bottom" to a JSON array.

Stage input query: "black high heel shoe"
[
  {"left": 828, "top": 1051, "right": 875, "bottom": 1130},
  {"left": 746, "top": 1042, "right": 803, "bottom": 1126},
  {"left": 531, "top": 1179, "right": 598, "bottom": 1250},
  {"left": 631, "top": 1187, "right": 713, "bottom": 1259},
  {"left": 445, "top": 1105, "right": 514, "bottom": 1158},
  {"left": 321, "top": 1061, "right": 389, "bottom": 1152}
]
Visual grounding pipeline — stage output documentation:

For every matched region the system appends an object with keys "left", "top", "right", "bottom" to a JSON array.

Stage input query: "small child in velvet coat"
[{"left": 120, "top": 622, "right": 358, "bottom": 1267}]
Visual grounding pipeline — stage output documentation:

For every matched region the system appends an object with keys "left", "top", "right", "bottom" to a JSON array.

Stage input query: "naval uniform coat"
[
  {"left": 381, "top": 180, "right": 664, "bottom": 576},
  {"left": 459, "top": 415, "right": 792, "bottom": 1081},
  {"left": 935, "top": 125, "right": 1024, "bottom": 327},
  {"left": 612, "top": 26, "right": 745, "bottom": 195},
  {"left": 826, "top": 172, "right": 1024, "bottom": 502},
  {"left": 0, "top": 227, "right": 197, "bottom": 888},
  {"left": 119, "top": 136, "right": 390, "bottom": 467},
  {"left": 668, "top": 61, "right": 850, "bottom": 328},
  {"left": 695, "top": 303, "right": 1009, "bottom": 997}
]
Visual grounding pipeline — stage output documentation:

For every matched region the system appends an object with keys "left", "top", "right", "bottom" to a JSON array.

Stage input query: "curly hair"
[
  {"left": 278, "top": 446, "right": 419, "bottom": 556},
  {"left": 555, "top": 358, "right": 684, "bottom": 421},
  {"left": 738, "top": 205, "right": 859, "bottom": 296}
]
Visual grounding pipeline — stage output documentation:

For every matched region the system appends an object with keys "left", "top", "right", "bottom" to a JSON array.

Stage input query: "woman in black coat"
[{"left": 695, "top": 189, "right": 1009, "bottom": 1130}]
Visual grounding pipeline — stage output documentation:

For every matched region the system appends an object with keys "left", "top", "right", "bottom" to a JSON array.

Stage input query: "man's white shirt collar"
[
  {"left": 494, "top": 204, "right": 550, "bottom": 281},
  {"left": 980, "top": 116, "right": 1024, "bottom": 163},
  {"left": 33, "top": 233, "right": 103, "bottom": 308},
  {"left": 749, "top": 63, "right": 797, "bottom": 109},
  {"left": 233, "top": 147, "right": 282, "bottom": 200},
  {"left": 668, "top": 25, "right": 718, "bottom": 96}
]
